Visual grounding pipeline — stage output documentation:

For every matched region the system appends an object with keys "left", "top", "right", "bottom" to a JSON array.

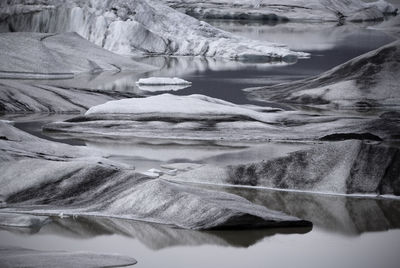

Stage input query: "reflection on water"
[
  {"left": 3, "top": 20, "right": 394, "bottom": 107},
  {"left": 0, "top": 214, "right": 311, "bottom": 250},
  {"left": 212, "top": 186, "right": 400, "bottom": 235},
  {"left": 0, "top": 187, "right": 399, "bottom": 268}
]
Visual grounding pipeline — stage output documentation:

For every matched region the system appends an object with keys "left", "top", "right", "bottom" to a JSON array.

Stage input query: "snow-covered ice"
[
  {"left": 0, "top": 0, "right": 307, "bottom": 60},
  {"left": 136, "top": 77, "right": 192, "bottom": 92},
  {"left": 137, "top": 77, "right": 192, "bottom": 85}
]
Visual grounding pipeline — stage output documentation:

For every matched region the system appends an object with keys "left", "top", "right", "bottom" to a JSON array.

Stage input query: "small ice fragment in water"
[{"left": 137, "top": 77, "right": 192, "bottom": 85}]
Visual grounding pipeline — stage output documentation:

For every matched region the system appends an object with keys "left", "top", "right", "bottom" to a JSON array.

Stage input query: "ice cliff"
[{"left": 0, "top": 0, "right": 306, "bottom": 60}]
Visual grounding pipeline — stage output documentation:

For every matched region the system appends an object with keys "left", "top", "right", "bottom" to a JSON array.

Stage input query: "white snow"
[
  {"left": 85, "top": 94, "right": 282, "bottom": 124},
  {"left": 137, "top": 77, "right": 192, "bottom": 85}
]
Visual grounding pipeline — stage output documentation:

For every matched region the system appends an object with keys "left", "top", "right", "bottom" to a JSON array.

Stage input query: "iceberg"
[
  {"left": 44, "top": 94, "right": 400, "bottom": 142},
  {"left": 163, "top": 0, "right": 397, "bottom": 22},
  {"left": 136, "top": 77, "right": 192, "bottom": 92},
  {"left": 137, "top": 77, "right": 192, "bottom": 85},
  {"left": 0, "top": 0, "right": 307, "bottom": 60},
  {"left": 245, "top": 40, "right": 400, "bottom": 110},
  {"left": 0, "top": 214, "right": 311, "bottom": 249},
  {"left": 0, "top": 122, "right": 311, "bottom": 230},
  {"left": 160, "top": 140, "right": 400, "bottom": 196}
]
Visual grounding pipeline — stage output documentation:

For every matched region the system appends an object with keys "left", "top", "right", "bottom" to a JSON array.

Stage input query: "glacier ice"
[
  {"left": 0, "top": 31, "right": 157, "bottom": 112},
  {"left": 0, "top": 32, "right": 153, "bottom": 78},
  {"left": 160, "top": 140, "right": 400, "bottom": 196},
  {"left": 44, "top": 93, "right": 400, "bottom": 142},
  {"left": 0, "top": 121, "right": 311, "bottom": 230},
  {"left": 163, "top": 0, "right": 397, "bottom": 22},
  {"left": 0, "top": 0, "right": 307, "bottom": 60},
  {"left": 245, "top": 40, "right": 400, "bottom": 110}
]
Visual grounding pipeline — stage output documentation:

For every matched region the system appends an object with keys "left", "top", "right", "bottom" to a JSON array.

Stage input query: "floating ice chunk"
[
  {"left": 136, "top": 77, "right": 192, "bottom": 92},
  {"left": 137, "top": 77, "right": 192, "bottom": 85},
  {"left": 0, "top": 247, "right": 137, "bottom": 268},
  {"left": 85, "top": 94, "right": 281, "bottom": 124},
  {"left": 161, "top": 163, "right": 204, "bottom": 172},
  {"left": 137, "top": 84, "right": 191, "bottom": 92}
]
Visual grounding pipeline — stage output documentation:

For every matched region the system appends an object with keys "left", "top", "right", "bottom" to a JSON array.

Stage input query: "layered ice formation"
[
  {"left": 0, "top": 121, "right": 310, "bottom": 230},
  {"left": 0, "top": 32, "right": 155, "bottom": 112},
  {"left": 0, "top": 0, "right": 306, "bottom": 60},
  {"left": 44, "top": 94, "right": 400, "bottom": 142},
  {"left": 160, "top": 141, "right": 400, "bottom": 196},
  {"left": 163, "top": 0, "right": 397, "bottom": 22},
  {"left": 0, "top": 79, "right": 140, "bottom": 113},
  {"left": 0, "top": 32, "right": 152, "bottom": 78},
  {"left": 246, "top": 40, "right": 400, "bottom": 110}
]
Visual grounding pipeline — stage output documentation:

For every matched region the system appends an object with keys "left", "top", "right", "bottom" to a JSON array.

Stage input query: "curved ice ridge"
[
  {"left": 45, "top": 94, "right": 400, "bottom": 142},
  {"left": 0, "top": 0, "right": 307, "bottom": 60},
  {"left": 0, "top": 122, "right": 310, "bottom": 230},
  {"left": 246, "top": 40, "right": 400, "bottom": 110},
  {"left": 0, "top": 32, "right": 152, "bottom": 76}
]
